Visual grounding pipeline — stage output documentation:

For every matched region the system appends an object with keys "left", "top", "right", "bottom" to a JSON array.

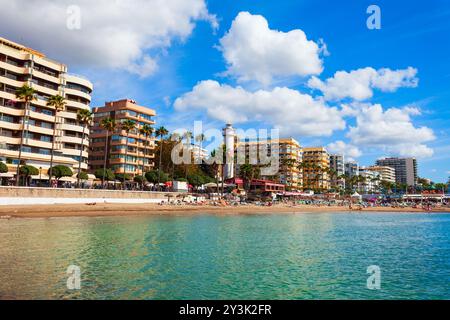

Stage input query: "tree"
[
  {"left": 240, "top": 163, "right": 261, "bottom": 191},
  {"left": 121, "top": 119, "right": 136, "bottom": 190},
  {"left": 134, "top": 175, "right": 146, "bottom": 185},
  {"left": 49, "top": 165, "right": 73, "bottom": 181},
  {"left": 15, "top": 85, "right": 37, "bottom": 186},
  {"left": 0, "top": 162, "right": 8, "bottom": 173},
  {"left": 94, "top": 168, "right": 115, "bottom": 182},
  {"left": 116, "top": 173, "right": 133, "bottom": 183},
  {"left": 0, "top": 162, "right": 8, "bottom": 186},
  {"left": 146, "top": 170, "right": 168, "bottom": 184},
  {"left": 195, "top": 133, "right": 206, "bottom": 164},
  {"left": 46, "top": 95, "right": 66, "bottom": 185},
  {"left": 139, "top": 124, "right": 154, "bottom": 189},
  {"left": 19, "top": 165, "right": 39, "bottom": 186},
  {"left": 100, "top": 117, "right": 117, "bottom": 186},
  {"left": 77, "top": 172, "right": 89, "bottom": 181},
  {"left": 76, "top": 109, "right": 93, "bottom": 187},
  {"left": 155, "top": 126, "right": 169, "bottom": 184}
]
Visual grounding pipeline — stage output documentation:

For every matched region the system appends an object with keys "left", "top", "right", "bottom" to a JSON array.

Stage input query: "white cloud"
[
  {"left": 327, "top": 141, "right": 362, "bottom": 160},
  {"left": 218, "top": 11, "right": 324, "bottom": 85},
  {"left": 174, "top": 80, "right": 345, "bottom": 136},
  {"left": 308, "top": 67, "right": 418, "bottom": 101},
  {"left": 347, "top": 104, "right": 435, "bottom": 158},
  {"left": 0, "top": 0, "right": 217, "bottom": 77}
]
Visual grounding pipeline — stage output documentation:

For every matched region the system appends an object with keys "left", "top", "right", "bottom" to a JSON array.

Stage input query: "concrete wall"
[{"left": 0, "top": 187, "right": 177, "bottom": 206}]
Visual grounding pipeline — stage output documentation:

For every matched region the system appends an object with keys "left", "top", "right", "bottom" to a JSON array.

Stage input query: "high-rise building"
[
  {"left": 0, "top": 37, "right": 92, "bottom": 181},
  {"left": 89, "top": 99, "right": 156, "bottom": 178},
  {"left": 367, "top": 165, "right": 396, "bottom": 184},
  {"left": 302, "top": 147, "right": 330, "bottom": 191},
  {"left": 376, "top": 157, "right": 417, "bottom": 186},
  {"left": 237, "top": 138, "right": 303, "bottom": 190},
  {"left": 344, "top": 162, "right": 359, "bottom": 177},
  {"left": 330, "top": 154, "right": 345, "bottom": 188}
]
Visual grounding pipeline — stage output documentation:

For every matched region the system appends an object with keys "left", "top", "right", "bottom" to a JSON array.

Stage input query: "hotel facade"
[
  {"left": 302, "top": 147, "right": 331, "bottom": 191},
  {"left": 236, "top": 138, "right": 303, "bottom": 191},
  {"left": 376, "top": 157, "right": 417, "bottom": 186},
  {"left": 0, "top": 37, "right": 93, "bottom": 180},
  {"left": 367, "top": 165, "right": 396, "bottom": 184},
  {"left": 89, "top": 99, "right": 156, "bottom": 178}
]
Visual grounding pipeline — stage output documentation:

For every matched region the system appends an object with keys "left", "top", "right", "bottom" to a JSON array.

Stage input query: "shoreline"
[{"left": 1, "top": 203, "right": 449, "bottom": 219}]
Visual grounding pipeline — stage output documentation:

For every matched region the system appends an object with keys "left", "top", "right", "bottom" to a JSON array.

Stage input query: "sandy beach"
[{"left": 1, "top": 202, "right": 449, "bottom": 218}]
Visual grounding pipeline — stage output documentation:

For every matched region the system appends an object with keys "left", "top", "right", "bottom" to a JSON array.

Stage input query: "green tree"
[
  {"left": 46, "top": 95, "right": 66, "bottom": 185},
  {"left": 76, "top": 109, "right": 93, "bottom": 187},
  {"left": 146, "top": 169, "right": 168, "bottom": 184},
  {"left": 121, "top": 119, "right": 137, "bottom": 190},
  {"left": 100, "top": 117, "right": 117, "bottom": 186},
  {"left": 155, "top": 126, "right": 169, "bottom": 184},
  {"left": 77, "top": 171, "right": 89, "bottom": 181},
  {"left": 19, "top": 165, "right": 39, "bottom": 186},
  {"left": 15, "top": 85, "right": 37, "bottom": 186},
  {"left": 49, "top": 165, "right": 73, "bottom": 181},
  {"left": 94, "top": 168, "right": 115, "bottom": 182},
  {"left": 195, "top": 133, "right": 206, "bottom": 164},
  {"left": 139, "top": 124, "right": 154, "bottom": 189},
  {"left": 0, "top": 162, "right": 8, "bottom": 173},
  {"left": 134, "top": 175, "right": 146, "bottom": 185}
]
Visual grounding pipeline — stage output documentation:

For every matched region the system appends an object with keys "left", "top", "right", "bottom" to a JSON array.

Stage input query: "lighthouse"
[{"left": 222, "top": 124, "right": 236, "bottom": 180}]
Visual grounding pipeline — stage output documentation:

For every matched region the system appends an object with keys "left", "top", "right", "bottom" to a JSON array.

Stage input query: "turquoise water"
[{"left": 0, "top": 212, "right": 449, "bottom": 300}]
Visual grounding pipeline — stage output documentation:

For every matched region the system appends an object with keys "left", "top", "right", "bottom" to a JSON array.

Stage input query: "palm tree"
[
  {"left": 121, "top": 119, "right": 136, "bottom": 190},
  {"left": 76, "top": 109, "right": 93, "bottom": 187},
  {"left": 195, "top": 133, "right": 206, "bottom": 164},
  {"left": 139, "top": 124, "right": 154, "bottom": 189},
  {"left": 14, "top": 85, "right": 37, "bottom": 186},
  {"left": 155, "top": 126, "right": 169, "bottom": 185},
  {"left": 100, "top": 117, "right": 117, "bottom": 187},
  {"left": 46, "top": 95, "right": 66, "bottom": 186},
  {"left": 182, "top": 131, "right": 193, "bottom": 178}
]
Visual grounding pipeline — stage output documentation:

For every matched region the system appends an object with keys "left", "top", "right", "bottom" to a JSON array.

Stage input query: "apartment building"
[
  {"left": 376, "top": 157, "right": 417, "bottom": 186},
  {"left": 89, "top": 99, "right": 156, "bottom": 178},
  {"left": 358, "top": 167, "right": 381, "bottom": 194},
  {"left": 329, "top": 154, "right": 345, "bottom": 189},
  {"left": 236, "top": 138, "right": 303, "bottom": 190},
  {"left": 0, "top": 37, "right": 92, "bottom": 180},
  {"left": 367, "top": 165, "right": 396, "bottom": 184},
  {"left": 302, "top": 147, "right": 330, "bottom": 191},
  {"left": 344, "top": 162, "right": 359, "bottom": 178}
]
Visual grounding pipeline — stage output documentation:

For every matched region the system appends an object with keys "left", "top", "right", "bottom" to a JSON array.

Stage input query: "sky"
[{"left": 0, "top": 0, "right": 449, "bottom": 182}]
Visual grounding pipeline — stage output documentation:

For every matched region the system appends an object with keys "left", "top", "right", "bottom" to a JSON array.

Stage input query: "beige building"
[
  {"left": 89, "top": 99, "right": 156, "bottom": 177},
  {"left": 367, "top": 165, "right": 396, "bottom": 184},
  {"left": 0, "top": 37, "right": 93, "bottom": 180},
  {"left": 236, "top": 138, "right": 303, "bottom": 190},
  {"left": 302, "top": 147, "right": 331, "bottom": 191}
]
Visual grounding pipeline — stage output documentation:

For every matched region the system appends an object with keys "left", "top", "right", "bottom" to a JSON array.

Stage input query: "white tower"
[{"left": 222, "top": 124, "right": 236, "bottom": 180}]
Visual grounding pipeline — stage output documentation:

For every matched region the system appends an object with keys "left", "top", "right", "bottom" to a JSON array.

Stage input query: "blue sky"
[{"left": 1, "top": 0, "right": 449, "bottom": 182}]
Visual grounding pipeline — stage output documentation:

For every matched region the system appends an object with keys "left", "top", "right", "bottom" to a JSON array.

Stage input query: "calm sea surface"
[{"left": 0, "top": 212, "right": 449, "bottom": 300}]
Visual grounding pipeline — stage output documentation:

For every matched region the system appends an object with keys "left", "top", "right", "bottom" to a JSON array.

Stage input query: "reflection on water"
[{"left": 1, "top": 212, "right": 450, "bottom": 300}]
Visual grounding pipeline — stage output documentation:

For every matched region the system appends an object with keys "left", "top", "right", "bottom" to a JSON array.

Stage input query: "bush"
[
  {"left": 0, "top": 162, "right": 8, "bottom": 174},
  {"left": 49, "top": 165, "right": 73, "bottom": 180},
  {"left": 94, "top": 168, "right": 115, "bottom": 181}
]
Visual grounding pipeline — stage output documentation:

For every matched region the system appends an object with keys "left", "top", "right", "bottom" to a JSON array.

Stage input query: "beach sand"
[{"left": 1, "top": 202, "right": 449, "bottom": 218}]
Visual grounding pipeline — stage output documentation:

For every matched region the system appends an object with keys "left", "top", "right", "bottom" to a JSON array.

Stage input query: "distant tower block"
[{"left": 223, "top": 124, "right": 236, "bottom": 180}]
